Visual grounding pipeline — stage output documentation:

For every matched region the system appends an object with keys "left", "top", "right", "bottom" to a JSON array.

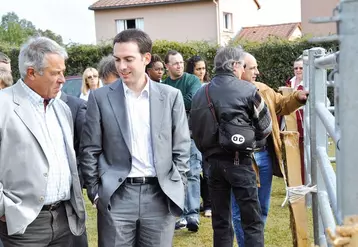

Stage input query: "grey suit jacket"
[
  {"left": 79, "top": 79, "right": 190, "bottom": 216},
  {"left": 0, "top": 81, "right": 86, "bottom": 235}
]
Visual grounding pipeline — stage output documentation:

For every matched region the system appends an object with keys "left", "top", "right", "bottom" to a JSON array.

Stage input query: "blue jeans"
[
  {"left": 182, "top": 139, "right": 202, "bottom": 221},
  {"left": 232, "top": 150, "right": 273, "bottom": 246}
]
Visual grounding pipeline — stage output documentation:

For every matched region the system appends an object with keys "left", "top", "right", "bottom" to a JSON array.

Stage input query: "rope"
[{"left": 281, "top": 184, "right": 317, "bottom": 207}]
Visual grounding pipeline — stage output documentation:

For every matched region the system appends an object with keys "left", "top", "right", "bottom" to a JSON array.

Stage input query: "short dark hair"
[
  {"left": 0, "top": 52, "right": 11, "bottom": 64},
  {"left": 186, "top": 55, "right": 210, "bottom": 82},
  {"left": 113, "top": 29, "right": 152, "bottom": 54},
  {"left": 146, "top": 54, "right": 164, "bottom": 72},
  {"left": 164, "top": 50, "right": 180, "bottom": 64}
]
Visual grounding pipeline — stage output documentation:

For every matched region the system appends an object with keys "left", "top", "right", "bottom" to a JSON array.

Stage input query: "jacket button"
[
  {"left": 43, "top": 173, "right": 48, "bottom": 177},
  {"left": 39, "top": 196, "right": 44, "bottom": 202},
  {"left": 118, "top": 178, "right": 123, "bottom": 182},
  {"left": 129, "top": 157, "right": 132, "bottom": 162}
]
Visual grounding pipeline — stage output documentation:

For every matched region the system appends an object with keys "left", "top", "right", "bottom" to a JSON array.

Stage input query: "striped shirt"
[
  {"left": 252, "top": 90, "right": 272, "bottom": 141},
  {"left": 20, "top": 80, "right": 72, "bottom": 205}
]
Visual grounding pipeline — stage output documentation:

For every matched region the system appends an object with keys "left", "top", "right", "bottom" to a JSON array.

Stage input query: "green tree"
[
  {"left": 0, "top": 12, "right": 63, "bottom": 46},
  {"left": 38, "top": 29, "right": 63, "bottom": 45}
]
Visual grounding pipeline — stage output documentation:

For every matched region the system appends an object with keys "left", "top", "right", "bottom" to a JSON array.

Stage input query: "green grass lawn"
[
  {"left": 84, "top": 176, "right": 306, "bottom": 247},
  {"left": 83, "top": 138, "right": 340, "bottom": 247}
]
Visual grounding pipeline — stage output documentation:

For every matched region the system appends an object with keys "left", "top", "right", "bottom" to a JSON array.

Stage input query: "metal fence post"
[
  {"left": 303, "top": 50, "right": 312, "bottom": 208},
  {"left": 337, "top": 0, "right": 358, "bottom": 218},
  {"left": 309, "top": 47, "right": 326, "bottom": 245}
]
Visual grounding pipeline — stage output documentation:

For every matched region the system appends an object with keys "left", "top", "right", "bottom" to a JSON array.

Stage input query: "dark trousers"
[
  {"left": 200, "top": 159, "right": 211, "bottom": 210},
  {"left": 73, "top": 230, "right": 88, "bottom": 247},
  {"left": 208, "top": 155, "right": 264, "bottom": 247},
  {"left": 0, "top": 203, "right": 74, "bottom": 247}
]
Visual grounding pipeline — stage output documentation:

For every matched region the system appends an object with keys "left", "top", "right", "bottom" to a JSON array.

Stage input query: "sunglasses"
[
  {"left": 294, "top": 67, "right": 303, "bottom": 70},
  {"left": 87, "top": 75, "right": 98, "bottom": 79}
]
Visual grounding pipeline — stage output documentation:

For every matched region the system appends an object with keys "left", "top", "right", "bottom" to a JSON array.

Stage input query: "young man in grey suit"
[
  {"left": 0, "top": 37, "right": 86, "bottom": 246},
  {"left": 79, "top": 29, "right": 191, "bottom": 247}
]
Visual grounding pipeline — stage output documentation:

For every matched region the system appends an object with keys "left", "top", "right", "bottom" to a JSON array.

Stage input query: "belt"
[
  {"left": 125, "top": 177, "right": 158, "bottom": 185},
  {"left": 254, "top": 145, "right": 268, "bottom": 153},
  {"left": 209, "top": 152, "right": 252, "bottom": 165},
  {"left": 41, "top": 201, "right": 63, "bottom": 211}
]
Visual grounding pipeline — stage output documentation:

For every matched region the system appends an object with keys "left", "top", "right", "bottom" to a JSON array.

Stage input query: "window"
[
  {"left": 116, "top": 18, "right": 144, "bottom": 33},
  {"left": 223, "top": 13, "right": 233, "bottom": 31}
]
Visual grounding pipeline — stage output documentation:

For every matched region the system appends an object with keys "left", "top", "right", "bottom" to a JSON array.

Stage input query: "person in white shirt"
[
  {"left": 0, "top": 36, "right": 85, "bottom": 247},
  {"left": 79, "top": 29, "right": 190, "bottom": 247}
]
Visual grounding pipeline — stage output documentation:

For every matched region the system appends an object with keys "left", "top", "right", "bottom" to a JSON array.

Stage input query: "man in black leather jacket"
[{"left": 191, "top": 46, "right": 272, "bottom": 247}]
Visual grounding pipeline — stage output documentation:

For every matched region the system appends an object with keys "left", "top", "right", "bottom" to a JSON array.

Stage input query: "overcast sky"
[{"left": 0, "top": 0, "right": 301, "bottom": 45}]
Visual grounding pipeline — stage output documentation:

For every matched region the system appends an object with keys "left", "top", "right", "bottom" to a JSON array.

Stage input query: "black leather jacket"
[{"left": 190, "top": 71, "right": 272, "bottom": 158}]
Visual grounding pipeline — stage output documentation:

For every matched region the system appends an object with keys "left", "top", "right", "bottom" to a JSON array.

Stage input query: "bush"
[
  {"left": 1, "top": 37, "right": 338, "bottom": 102},
  {"left": 240, "top": 38, "right": 339, "bottom": 90}
]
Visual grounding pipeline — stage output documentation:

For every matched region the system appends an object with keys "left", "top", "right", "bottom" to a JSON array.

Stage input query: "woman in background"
[
  {"left": 186, "top": 55, "right": 210, "bottom": 83},
  {"left": 285, "top": 56, "right": 305, "bottom": 183},
  {"left": 146, "top": 54, "right": 164, "bottom": 82},
  {"left": 186, "top": 55, "right": 211, "bottom": 217},
  {"left": 80, "top": 67, "right": 100, "bottom": 101},
  {"left": 287, "top": 56, "right": 303, "bottom": 90}
]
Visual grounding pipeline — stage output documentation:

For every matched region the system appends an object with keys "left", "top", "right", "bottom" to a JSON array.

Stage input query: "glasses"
[
  {"left": 87, "top": 75, "right": 98, "bottom": 80},
  {"left": 170, "top": 61, "right": 184, "bottom": 67},
  {"left": 294, "top": 67, "right": 303, "bottom": 70}
]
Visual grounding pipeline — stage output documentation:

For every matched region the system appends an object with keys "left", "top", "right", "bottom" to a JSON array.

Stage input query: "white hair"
[
  {"left": 18, "top": 36, "right": 68, "bottom": 79},
  {"left": 214, "top": 46, "right": 245, "bottom": 73}
]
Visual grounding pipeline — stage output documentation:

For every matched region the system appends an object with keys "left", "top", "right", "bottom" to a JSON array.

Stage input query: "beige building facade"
[
  {"left": 301, "top": 0, "right": 339, "bottom": 36},
  {"left": 90, "top": 0, "right": 261, "bottom": 45}
]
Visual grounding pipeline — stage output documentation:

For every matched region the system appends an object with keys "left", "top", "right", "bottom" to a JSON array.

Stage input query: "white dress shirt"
[
  {"left": 122, "top": 80, "right": 156, "bottom": 177},
  {"left": 20, "top": 80, "right": 72, "bottom": 205},
  {"left": 79, "top": 92, "right": 90, "bottom": 101}
]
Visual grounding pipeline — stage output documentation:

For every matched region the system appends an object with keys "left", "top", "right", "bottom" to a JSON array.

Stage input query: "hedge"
[{"left": 1, "top": 38, "right": 338, "bottom": 96}]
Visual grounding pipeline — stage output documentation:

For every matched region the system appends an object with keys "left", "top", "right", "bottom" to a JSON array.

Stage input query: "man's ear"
[
  {"left": 27, "top": 67, "right": 36, "bottom": 80},
  {"left": 144, "top": 53, "right": 151, "bottom": 66}
]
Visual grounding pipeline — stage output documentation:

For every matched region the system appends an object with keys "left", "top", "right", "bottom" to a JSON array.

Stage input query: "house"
[
  {"left": 89, "top": 0, "right": 262, "bottom": 45},
  {"left": 234, "top": 22, "right": 302, "bottom": 42},
  {"left": 301, "top": 0, "right": 339, "bottom": 36}
]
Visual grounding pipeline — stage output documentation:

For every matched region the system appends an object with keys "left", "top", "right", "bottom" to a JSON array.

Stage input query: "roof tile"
[
  {"left": 90, "top": 0, "right": 187, "bottom": 9},
  {"left": 235, "top": 22, "right": 301, "bottom": 42}
]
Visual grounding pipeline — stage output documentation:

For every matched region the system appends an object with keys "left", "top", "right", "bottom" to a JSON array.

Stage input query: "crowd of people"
[{"left": 0, "top": 28, "right": 309, "bottom": 247}]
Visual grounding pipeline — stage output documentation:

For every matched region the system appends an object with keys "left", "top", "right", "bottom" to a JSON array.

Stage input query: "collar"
[
  {"left": 122, "top": 74, "right": 150, "bottom": 98},
  {"left": 56, "top": 90, "right": 62, "bottom": 99},
  {"left": 289, "top": 76, "right": 303, "bottom": 88},
  {"left": 20, "top": 79, "right": 55, "bottom": 107}
]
